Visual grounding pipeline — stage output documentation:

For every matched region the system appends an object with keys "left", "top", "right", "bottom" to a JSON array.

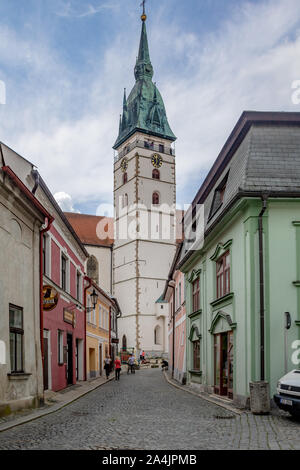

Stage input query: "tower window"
[
  {"left": 159, "top": 144, "right": 164, "bottom": 153},
  {"left": 123, "top": 172, "right": 128, "bottom": 185},
  {"left": 122, "top": 193, "right": 128, "bottom": 208},
  {"left": 152, "top": 169, "right": 160, "bottom": 180},
  {"left": 152, "top": 192, "right": 160, "bottom": 205}
]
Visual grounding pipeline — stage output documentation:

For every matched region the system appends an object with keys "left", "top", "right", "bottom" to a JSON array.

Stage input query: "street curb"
[
  {"left": 0, "top": 375, "right": 116, "bottom": 433},
  {"left": 163, "top": 371, "right": 244, "bottom": 416}
]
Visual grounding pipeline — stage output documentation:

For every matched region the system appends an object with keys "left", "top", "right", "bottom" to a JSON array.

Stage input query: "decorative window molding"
[
  {"left": 187, "top": 268, "right": 201, "bottom": 284},
  {"left": 188, "top": 324, "right": 201, "bottom": 342},
  {"left": 210, "top": 239, "right": 233, "bottom": 262},
  {"left": 209, "top": 310, "right": 237, "bottom": 334},
  {"left": 210, "top": 292, "right": 234, "bottom": 310}
]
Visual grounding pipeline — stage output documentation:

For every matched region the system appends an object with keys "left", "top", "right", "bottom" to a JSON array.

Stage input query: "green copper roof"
[{"left": 113, "top": 19, "right": 176, "bottom": 150}]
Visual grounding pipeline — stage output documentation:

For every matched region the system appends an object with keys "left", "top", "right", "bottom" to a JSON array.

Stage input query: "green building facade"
[{"left": 179, "top": 112, "right": 300, "bottom": 408}]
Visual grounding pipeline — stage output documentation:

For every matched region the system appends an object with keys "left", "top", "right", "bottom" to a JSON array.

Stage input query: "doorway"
[
  {"left": 43, "top": 330, "right": 51, "bottom": 390},
  {"left": 214, "top": 331, "right": 233, "bottom": 399},
  {"left": 67, "top": 333, "right": 73, "bottom": 385}
]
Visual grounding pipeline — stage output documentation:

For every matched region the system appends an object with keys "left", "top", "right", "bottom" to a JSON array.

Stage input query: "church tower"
[{"left": 113, "top": 9, "right": 177, "bottom": 357}]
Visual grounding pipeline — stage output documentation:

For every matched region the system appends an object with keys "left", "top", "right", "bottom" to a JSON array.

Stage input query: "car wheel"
[{"left": 289, "top": 410, "right": 300, "bottom": 419}]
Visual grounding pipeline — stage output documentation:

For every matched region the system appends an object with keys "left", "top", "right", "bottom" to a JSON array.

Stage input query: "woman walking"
[
  {"left": 114, "top": 356, "right": 121, "bottom": 381},
  {"left": 104, "top": 355, "right": 111, "bottom": 380}
]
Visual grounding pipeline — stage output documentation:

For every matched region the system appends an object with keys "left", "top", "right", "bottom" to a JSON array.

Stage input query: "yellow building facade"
[{"left": 86, "top": 284, "right": 111, "bottom": 379}]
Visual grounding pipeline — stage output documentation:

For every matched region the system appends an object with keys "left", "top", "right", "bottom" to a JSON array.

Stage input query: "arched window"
[
  {"left": 152, "top": 192, "right": 160, "bottom": 205},
  {"left": 122, "top": 335, "right": 127, "bottom": 351},
  {"left": 87, "top": 255, "right": 99, "bottom": 285},
  {"left": 123, "top": 172, "right": 128, "bottom": 185},
  {"left": 152, "top": 169, "right": 160, "bottom": 180}
]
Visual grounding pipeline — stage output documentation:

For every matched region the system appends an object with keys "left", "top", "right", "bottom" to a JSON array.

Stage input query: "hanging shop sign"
[
  {"left": 63, "top": 309, "right": 76, "bottom": 328},
  {"left": 43, "top": 285, "right": 59, "bottom": 311}
]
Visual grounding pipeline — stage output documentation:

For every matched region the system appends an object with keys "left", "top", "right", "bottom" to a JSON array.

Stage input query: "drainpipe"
[
  {"left": 84, "top": 276, "right": 92, "bottom": 381},
  {"left": 168, "top": 281, "right": 176, "bottom": 379},
  {"left": 109, "top": 306, "right": 112, "bottom": 358},
  {"left": 258, "top": 195, "right": 268, "bottom": 381},
  {"left": 40, "top": 217, "right": 54, "bottom": 371}
]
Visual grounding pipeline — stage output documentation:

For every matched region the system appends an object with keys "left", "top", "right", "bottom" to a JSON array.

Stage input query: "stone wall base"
[{"left": 0, "top": 395, "right": 43, "bottom": 418}]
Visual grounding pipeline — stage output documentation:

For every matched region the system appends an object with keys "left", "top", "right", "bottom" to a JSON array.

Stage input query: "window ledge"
[
  {"left": 189, "top": 370, "right": 202, "bottom": 376},
  {"left": 7, "top": 372, "right": 31, "bottom": 381},
  {"left": 188, "top": 309, "right": 202, "bottom": 319},
  {"left": 211, "top": 292, "right": 234, "bottom": 308}
]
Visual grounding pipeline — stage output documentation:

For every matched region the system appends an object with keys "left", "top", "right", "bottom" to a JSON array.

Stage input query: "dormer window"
[{"left": 209, "top": 172, "right": 229, "bottom": 220}]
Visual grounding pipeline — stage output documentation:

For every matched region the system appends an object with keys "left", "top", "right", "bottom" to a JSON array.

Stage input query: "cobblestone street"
[{"left": 0, "top": 369, "right": 299, "bottom": 450}]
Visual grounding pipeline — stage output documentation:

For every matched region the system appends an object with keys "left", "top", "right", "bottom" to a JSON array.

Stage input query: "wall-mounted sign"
[
  {"left": 111, "top": 338, "right": 119, "bottom": 344},
  {"left": 43, "top": 285, "right": 59, "bottom": 311},
  {"left": 64, "top": 309, "right": 76, "bottom": 328}
]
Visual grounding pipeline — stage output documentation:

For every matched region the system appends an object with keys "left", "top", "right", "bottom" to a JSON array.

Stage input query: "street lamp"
[{"left": 86, "top": 289, "right": 98, "bottom": 312}]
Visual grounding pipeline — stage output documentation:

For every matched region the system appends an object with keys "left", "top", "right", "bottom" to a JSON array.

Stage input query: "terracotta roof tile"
[{"left": 64, "top": 212, "right": 114, "bottom": 247}]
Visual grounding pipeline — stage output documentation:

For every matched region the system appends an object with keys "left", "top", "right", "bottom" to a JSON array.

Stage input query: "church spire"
[
  {"left": 113, "top": 5, "right": 176, "bottom": 150},
  {"left": 134, "top": 11, "right": 153, "bottom": 81}
]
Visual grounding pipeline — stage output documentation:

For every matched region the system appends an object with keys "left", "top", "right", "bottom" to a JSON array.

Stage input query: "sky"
[{"left": 1, "top": 0, "right": 300, "bottom": 214}]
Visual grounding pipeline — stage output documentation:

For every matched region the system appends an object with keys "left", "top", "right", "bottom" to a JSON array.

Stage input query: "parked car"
[{"left": 273, "top": 370, "right": 300, "bottom": 418}]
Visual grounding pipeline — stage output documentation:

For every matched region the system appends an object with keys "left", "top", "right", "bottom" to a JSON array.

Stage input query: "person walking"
[
  {"left": 114, "top": 356, "right": 121, "bottom": 381},
  {"left": 104, "top": 355, "right": 111, "bottom": 380},
  {"left": 127, "top": 354, "right": 135, "bottom": 374}
]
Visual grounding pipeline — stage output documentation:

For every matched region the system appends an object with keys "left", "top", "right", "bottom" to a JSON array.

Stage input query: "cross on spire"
[{"left": 140, "top": 0, "right": 147, "bottom": 21}]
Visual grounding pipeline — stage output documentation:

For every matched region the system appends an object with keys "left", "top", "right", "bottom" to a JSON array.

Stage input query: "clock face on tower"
[
  {"left": 151, "top": 154, "right": 163, "bottom": 168},
  {"left": 120, "top": 158, "right": 128, "bottom": 172}
]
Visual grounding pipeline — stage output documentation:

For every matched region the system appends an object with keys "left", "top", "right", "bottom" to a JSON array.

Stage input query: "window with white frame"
[
  {"left": 76, "top": 271, "right": 81, "bottom": 302},
  {"left": 99, "top": 305, "right": 102, "bottom": 328}
]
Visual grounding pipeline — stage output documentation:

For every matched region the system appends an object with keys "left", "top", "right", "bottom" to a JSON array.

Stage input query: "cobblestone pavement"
[{"left": 0, "top": 369, "right": 299, "bottom": 450}]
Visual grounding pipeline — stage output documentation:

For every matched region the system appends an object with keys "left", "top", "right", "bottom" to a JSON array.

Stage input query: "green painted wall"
[{"left": 182, "top": 198, "right": 300, "bottom": 405}]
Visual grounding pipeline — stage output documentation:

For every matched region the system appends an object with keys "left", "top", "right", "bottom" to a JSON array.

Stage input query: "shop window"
[
  {"left": 192, "top": 278, "right": 200, "bottom": 313},
  {"left": 216, "top": 251, "right": 230, "bottom": 299},
  {"left": 9, "top": 305, "right": 24, "bottom": 373}
]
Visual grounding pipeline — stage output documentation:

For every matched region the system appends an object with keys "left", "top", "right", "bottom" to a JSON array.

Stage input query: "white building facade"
[{"left": 113, "top": 15, "right": 177, "bottom": 357}]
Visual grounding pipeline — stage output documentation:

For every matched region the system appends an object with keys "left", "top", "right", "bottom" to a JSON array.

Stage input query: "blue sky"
[{"left": 0, "top": 0, "right": 300, "bottom": 214}]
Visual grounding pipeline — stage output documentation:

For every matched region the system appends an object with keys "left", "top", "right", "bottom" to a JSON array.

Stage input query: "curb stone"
[{"left": 163, "top": 371, "right": 244, "bottom": 415}]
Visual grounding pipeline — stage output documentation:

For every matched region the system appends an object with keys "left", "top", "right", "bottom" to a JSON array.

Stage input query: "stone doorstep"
[
  {"left": 163, "top": 371, "right": 244, "bottom": 416},
  {"left": 0, "top": 374, "right": 116, "bottom": 434}
]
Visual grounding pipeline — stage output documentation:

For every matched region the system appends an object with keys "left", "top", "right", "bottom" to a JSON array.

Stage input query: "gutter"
[
  {"left": 84, "top": 276, "right": 92, "bottom": 381},
  {"left": 258, "top": 195, "right": 268, "bottom": 381}
]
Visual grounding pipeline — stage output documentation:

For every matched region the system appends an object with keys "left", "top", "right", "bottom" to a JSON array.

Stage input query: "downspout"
[
  {"left": 258, "top": 195, "right": 268, "bottom": 381},
  {"left": 109, "top": 306, "right": 112, "bottom": 358},
  {"left": 84, "top": 276, "right": 92, "bottom": 381},
  {"left": 40, "top": 217, "right": 54, "bottom": 373},
  {"left": 168, "top": 282, "right": 176, "bottom": 379},
  {"left": 110, "top": 246, "right": 113, "bottom": 294}
]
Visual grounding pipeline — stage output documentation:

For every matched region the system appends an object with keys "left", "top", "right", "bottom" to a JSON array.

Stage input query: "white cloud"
[
  {"left": 1, "top": 0, "right": 300, "bottom": 212},
  {"left": 54, "top": 191, "right": 80, "bottom": 213}
]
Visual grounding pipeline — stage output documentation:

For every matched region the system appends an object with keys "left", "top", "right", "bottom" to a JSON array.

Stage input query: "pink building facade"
[
  {"left": 38, "top": 181, "right": 88, "bottom": 392},
  {"left": 163, "top": 244, "right": 186, "bottom": 384}
]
